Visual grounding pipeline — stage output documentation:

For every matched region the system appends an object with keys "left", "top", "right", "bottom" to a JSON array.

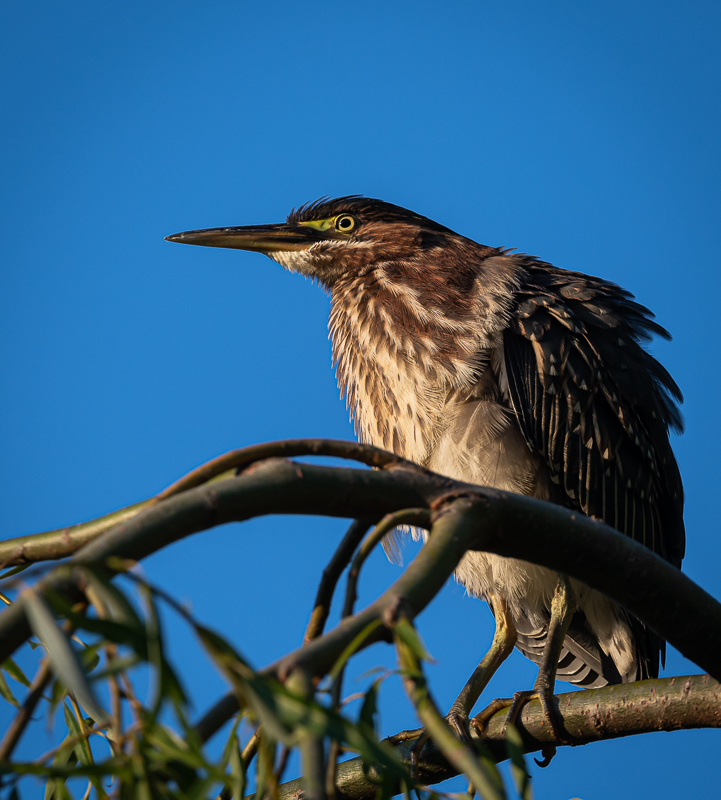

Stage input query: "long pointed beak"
[{"left": 165, "top": 223, "right": 322, "bottom": 253}]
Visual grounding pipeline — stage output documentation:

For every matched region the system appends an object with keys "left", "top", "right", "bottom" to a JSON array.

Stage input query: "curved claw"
[
  {"left": 386, "top": 726, "right": 424, "bottom": 746},
  {"left": 470, "top": 697, "right": 514, "bottom": 735},
  {"left": 534, "top": 745, "right": 557, "bottom": 768},
  {"left": 409, "top": 730, "right": 430, "bottom": 778},
  {"left": 446, "top": 710, "right": 472, "bottom": 741},
  {"left": 471, "top": 690, "right": 572, "bottom": 746}
]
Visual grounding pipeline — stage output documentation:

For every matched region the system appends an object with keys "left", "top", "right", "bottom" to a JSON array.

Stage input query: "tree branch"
[
  {"left": 1, "top": 457, "right": 720, "bottom": 734},
  {"left": 275, "top": 674, "right": 721, "bottom": 800}
]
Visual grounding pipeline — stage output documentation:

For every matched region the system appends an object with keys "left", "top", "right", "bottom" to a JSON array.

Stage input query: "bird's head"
[{"left": 165, "top": 196, "right": 461, "bottom": 286}]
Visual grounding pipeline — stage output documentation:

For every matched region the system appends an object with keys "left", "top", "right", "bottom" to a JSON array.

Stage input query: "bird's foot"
[
  {"left": 386, "top": 726, "right": 424, "bottom": 746},
  {"left": 406, "top": 710, "right": 474, "bottom": 777},
  {"left": 469, "top": 696, "right": 515, "bottom": 735},
  {"left": 471, "top": 688, "right": 570, "bottom": 749}
]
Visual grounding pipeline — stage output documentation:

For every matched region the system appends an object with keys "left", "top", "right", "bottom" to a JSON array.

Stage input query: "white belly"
[{"left": 417, "top": 393, "right": 637, "bottom": 682}]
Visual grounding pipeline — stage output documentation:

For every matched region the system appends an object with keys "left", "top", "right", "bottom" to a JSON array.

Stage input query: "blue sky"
[{"left": 2, "top": 1, "right": 720, "bottom": 797}]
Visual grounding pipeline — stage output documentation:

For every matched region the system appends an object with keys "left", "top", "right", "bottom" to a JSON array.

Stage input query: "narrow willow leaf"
[
  {"left": 145, "top": 725, "right": 207, "bottom": 771},
  {"left": 90, "top": 654, "right": 141, "bottom": 682},
  {"left": 23, "top": 590, "right": 109, "bottom": 726},
  {"left": 130, "top": 753, "right": 154, "bottom": 800},
  {"left": 140, "top": 583, "right": 164, "bottom": 723},
  {"left": 0, "top": 669, "right": 19, "bottom": 707},
  {"left": 63, "top": 701, "right": 94, "bottom": 768},
  {"left": 79, "top": 644, "right": 101, "bottom": 674},
  {"left": 141, "top": 728, "right": 200, "bottom": 793},
  {"left": 358, "top": 678, "right": 381, "bottom": 737},
  {"left": 6, "top": 761, "right": 125, "bottom": 779},
  {"left": 3, "top": 657, "right": 31, "bottom": 687},
  {"left": 49, "top": 677, "right": 68, "bottom": 715},
  {"left": 63, "top": 701, "right": 108, "bottom": 800},
  {"left": 505, "top": 724, "right": 533, "bottom": 800},
  {"left": 327, "top": 618, "right": 383, "bottom": 684},
  {"left": 80, "top": 565, "right": 144, "bottom": 628},
  {"left": 373, "top": 770, "right": 396, "bottom": 800},
  {"left": 393, "top": 618, "right": 433, "bottom": 663},
  {"left": 227, "top": 725, "right": 246, "bottom": 800},
  {"left": 255, "top": 731, "right": 277, "bottom": 800},
  {"left": 44, "top": 727, "right": 79, "bottom": 800},
  {"left": 0, "top": 563, "right": 31, "bottom": 582},
  {"left": 183, "top": 774, "right": 217, "bottom": 800},
  {"left": 393, "top": 627, "right": 505, "bottom": 800}
]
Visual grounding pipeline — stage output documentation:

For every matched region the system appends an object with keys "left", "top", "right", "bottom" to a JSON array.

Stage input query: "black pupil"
[{"left": 339, "top": 217, "right": 352, "bottom": 229}]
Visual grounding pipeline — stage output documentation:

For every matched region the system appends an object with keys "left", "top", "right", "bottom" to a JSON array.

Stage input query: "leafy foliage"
[{"left": 0, "top": 440, "right": 716, "bottom": 799}]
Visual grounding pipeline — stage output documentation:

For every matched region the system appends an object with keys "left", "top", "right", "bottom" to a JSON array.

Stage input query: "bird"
[{"left": 166, "top": 196, "right": 685, "bottom": 732}]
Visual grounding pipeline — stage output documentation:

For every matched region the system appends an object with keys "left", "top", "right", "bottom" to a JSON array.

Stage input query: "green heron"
[{"left": 166, "top": 197, "right": 685, "bottom": 735}]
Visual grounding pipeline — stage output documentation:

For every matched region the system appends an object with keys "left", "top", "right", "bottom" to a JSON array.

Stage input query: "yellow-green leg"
[
  {"left": 408, "top": 594, "right": 517, "bottom": 770},
  {"left": 471, "top": 574, "right": 576, "bottom": 745},
  {"left": 446, "top": 594, "right": 517, "bottom": 734}
]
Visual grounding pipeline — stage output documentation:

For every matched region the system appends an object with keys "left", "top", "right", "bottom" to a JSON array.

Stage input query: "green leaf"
[
  {"left": 0, "top": 563, "right": 31, "bottom": 582},
  {"left": 79, "top": 643, "right": 101, "bottom": 674},
  {"left": 44, "top": 726, "right": 79, "bottom": 800},
  {"left": 138, "top": 583, "right": 188, "bottom": 724},
  {"left": 327, "top": 618, "right": 383, "bottom": 685},
  {"left": 23, "top": 589, "right": 109, "bottom": 726},
  {"left": 225, "top": 722, "right": 245, "bottom": 800},
  {"left": 373, "top": 769, "right": 396, "bottom": 800},
  {"left": 0, "top": 668, "right": 19, "bottom": 707},
  {"left": 254, "top": 731, "right": 276, "bottom": 800},
  {"left": 45, "top": 584, "right": 189, "bottom": 716},
  {"left": 80, "top": 565, "right": 144, "bottom": 628},
  {"left": 49, "top": 676, "right": 68, "bottom": 714},
  {"left": 2, "top": 760, "right": 125, "bottom": 779},
  {"left": 90, "top": 654, "right": 141, "bottom": 682},
  {"left": 183, "top": 774, "right": 218, "bottom": 800},
  {"left": 63, "top": 701, "right": 94, "bottom": 768},
  {"left": 130, "top": 753, "right": 154, "bottom": 800},
  {"left": 3, "top": 657, "right": 31, "bottom": 687},
  {"left": 140, "top": 723, "right": 201, "bottom": 792},
  {"left": 62, "top": 700, "right": 111, "bottom": 799},
  {"left": 393, "top": 618, "right": 433, "bottom": 664},
  {"left": 145, "top": 725, "right": 206, "bottom": 771},
  {"left": 358, "top": 678, "right": 381, "bottom": 738},
  {"left": 505, "top": 723, "right": 533, "bottom": 800},
  {"left": 198, "top": 623, "right": 410, "bottom": 783}
]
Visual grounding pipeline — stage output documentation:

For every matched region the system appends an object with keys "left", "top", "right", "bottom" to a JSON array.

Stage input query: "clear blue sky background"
[{"left": 2, "top": 1, "right": 720, "bottom": 798}]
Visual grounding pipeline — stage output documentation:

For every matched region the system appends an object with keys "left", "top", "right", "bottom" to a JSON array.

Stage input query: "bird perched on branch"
[{"left": 166, "top": 196, "right": 684, "bottom": 732}]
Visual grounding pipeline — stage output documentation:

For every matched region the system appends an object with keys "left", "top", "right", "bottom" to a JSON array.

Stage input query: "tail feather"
[{"left": 513, "top": 610, "right": 638, "bottom": 688}]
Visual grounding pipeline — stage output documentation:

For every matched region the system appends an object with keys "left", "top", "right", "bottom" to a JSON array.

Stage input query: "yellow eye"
[{"left": 334, "top": 214, "right": 357, "bottom": 233}]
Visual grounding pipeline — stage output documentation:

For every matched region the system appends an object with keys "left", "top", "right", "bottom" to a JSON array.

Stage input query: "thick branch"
[
  {"left": 276, "top": 675, "right": 721, "bottom": 800},
  {"left": 1, "top": 459, "right": 720, "bottom": 707},
  {"left": 0, "top": 502, "right": 148, "bottom": 569},
  {"left": 0, "top": 440, "right": 419, "bottom": 569}
]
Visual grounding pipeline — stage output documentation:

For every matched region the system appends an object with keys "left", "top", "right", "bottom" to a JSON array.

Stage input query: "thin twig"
[
  {"left": 324, "top": 509, "right": 430, "bottom": 800},
  {"left": 304, "top": 519, "right": 375, "bottom": 644},
  {"left": 153, "top": 439, "right": 426, "bottom": 504},
  {"left": 0, "top": 657, "right": 53, "bottom": 761},
  {"left": 393, "top": 615, "right": 504, "bottom": 800},
  {"left": 0, "top": 439, "right": 424, "bottom": 570},
  {"left": 341, "top": 509, "right": 431, "bottom": 620},
  {"left": 287, "top": 668, "right": 326, "bottom": 800},
  {"left": 84, "top": 580, "right": 124, "bottom": 748},
  {"left": 241, "top": 727, "right": 261, "bottom": 769},
  {"left": 274, "top": 746, "right": 291, "bottom": 791}
]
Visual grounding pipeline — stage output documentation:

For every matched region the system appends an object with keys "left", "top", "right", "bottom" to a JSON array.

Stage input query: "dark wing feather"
[{"left": 504, "top": 259, "right": 685, "bottom": 678}]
